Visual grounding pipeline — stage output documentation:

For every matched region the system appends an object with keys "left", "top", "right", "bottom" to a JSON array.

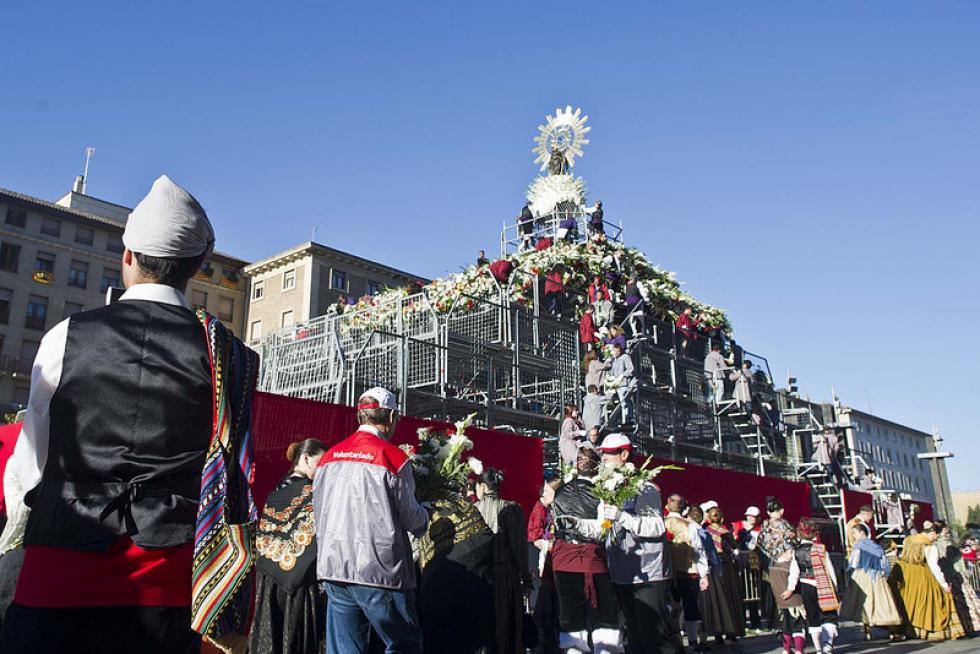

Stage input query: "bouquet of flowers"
[
  {"left": 401, "top": 413, "right": 478, "bottom": 502},
  {"left": 592, "top": 457, "right": 683, "bottom": 533}
]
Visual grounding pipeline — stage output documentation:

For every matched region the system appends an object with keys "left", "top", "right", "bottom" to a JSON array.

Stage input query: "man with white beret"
[{"left": 0, "top": 175, "right": 256, "bottom": 653}]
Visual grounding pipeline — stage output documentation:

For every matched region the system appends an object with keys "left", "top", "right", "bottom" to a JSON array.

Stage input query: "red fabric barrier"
[
  {"left": 906, "top": 500, "right": 934, "bottom": 529},
  {"left": 644, "top": 456, "right": 812, "bottom": 526},
  {"left": 0, "top": 422, "right": 21, "bottom": 515},
  {"left": 251, "top": 392, "right": 544, "bottom": 516},
  {"left": 842, "top": 489, "right": 874, "bottom": 528}
]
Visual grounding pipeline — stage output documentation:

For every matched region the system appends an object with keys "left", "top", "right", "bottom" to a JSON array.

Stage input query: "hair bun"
[{"left": 286, "top": 442, "right": 300, "bottom": 463}]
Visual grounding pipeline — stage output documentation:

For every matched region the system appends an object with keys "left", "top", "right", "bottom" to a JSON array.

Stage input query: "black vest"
[
  {"left": 552, "top": 478, "right": 600, "bottom": 543},
  {"left": 794, "top": 542, "right": 815, "bottom": 579},
  {"left": 25, "top": 300, "right": 212, "bottom": 551}
]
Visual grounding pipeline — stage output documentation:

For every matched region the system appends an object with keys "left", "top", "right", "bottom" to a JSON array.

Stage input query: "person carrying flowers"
[{"left": 571, "top": 434, "right": 685, "bottom": 654}]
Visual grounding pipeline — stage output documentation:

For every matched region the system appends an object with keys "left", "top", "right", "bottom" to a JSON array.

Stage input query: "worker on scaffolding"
[
  {"left": 518, "top": 203, "right": 535, "bottom": 251},
  {"left": 703, "top": 343, "right": 730, "bottom": 406}
]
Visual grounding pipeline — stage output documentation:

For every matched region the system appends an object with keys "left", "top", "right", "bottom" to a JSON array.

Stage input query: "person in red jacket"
[
  {"left": 579, "top": 305, "right": 597, "bottom": 352},
  {"left": 675, "top": 307, "right": 701, "bottom": 357},
  {"left": 545, "top": 267, "right": 567, "bottom": 318},
  {"left": 587, "top": 276, "right": 612, "bottom": 326}
]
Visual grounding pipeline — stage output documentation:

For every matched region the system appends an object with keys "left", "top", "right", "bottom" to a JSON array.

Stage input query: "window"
[
  {"left": 330, "top": 269, "right": 346, "bottom": 291},
  {"left": 218, "top": 296, "right": 234, "bottom": 321},
  {"left": 74, "top": 226, "right": 94, "bottom": 245},
  {"left": 283, "top": 269, "right": 296, "bottom": 291},
  {"left": 106, "top": 234, "right": 124, "bottom": 253},
  {"left": 191, "top": 290, "right": 208, "bottom": 309},
  {"left": 64, "top": 301, "right": 84, "bottom": 318},
  {"left": 40, "top": 217, "right": 61, "bottom": 237},
  {"left": 68, "top": 260, "right": 89, "bottom": 289},
  {"left": 367, "top": 280, "right": 382, "bottom": 296},
  {"left": 34, "top": 251, "right": 55, "bottom": 273},
  {"left": 281, "top": 310, "right": 294, "bottom": 328},
  {"left": 100, "top": 268, "right": 121, "bottom": 293},
  {"left": 252, "top": 281, "right": 265, "bottom": 301},
  {"left": 0, "top": 242, "right": 21, "bottom": 273},
  {"left": 250, "top": 320, "right": 263, "bottom": 341},
  {"left": 25, "top": 294, "right": 48, "bottom": 330},
  {"left": 0, "top": 288, "right": 11, "bottom": 324},
  {"left": 5, "top": 208, "right": 26, "bottom": 227}
]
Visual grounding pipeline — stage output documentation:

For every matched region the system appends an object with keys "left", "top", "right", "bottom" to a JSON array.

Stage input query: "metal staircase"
[{"left": 717, "top": 399, "right": 775, "bottom": 474}]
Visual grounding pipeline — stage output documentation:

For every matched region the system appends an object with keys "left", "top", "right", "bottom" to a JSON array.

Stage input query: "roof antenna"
[{"left": 76, "top": 147, "right": 96, "bottom": 194}]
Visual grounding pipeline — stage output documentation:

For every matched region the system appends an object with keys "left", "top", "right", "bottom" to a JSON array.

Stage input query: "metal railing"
[{"left": 500, "top": 209, "right": 624, "bottom": 257}]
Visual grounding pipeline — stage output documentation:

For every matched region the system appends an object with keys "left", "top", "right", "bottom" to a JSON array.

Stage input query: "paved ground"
[{"left": 701, "top": 625, "right": 978, "bottom": 653}]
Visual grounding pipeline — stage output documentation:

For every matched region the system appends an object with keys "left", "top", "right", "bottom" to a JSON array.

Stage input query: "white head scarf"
[{"left": 123, "top": 175, "right": 214, "bottom": 258}]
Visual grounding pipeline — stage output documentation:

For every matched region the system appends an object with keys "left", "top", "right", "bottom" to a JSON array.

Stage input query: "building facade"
[
  {"left": 242, "top": 241, "right": 426, "bottom": 345},
  {"left": 0, "top": 182, "right": 249, "bottom": 411},
  {"left": 837, "top": 406, "right": 955, "bottom": 519}
]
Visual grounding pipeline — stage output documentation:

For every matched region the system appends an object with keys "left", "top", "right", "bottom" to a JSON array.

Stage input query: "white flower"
[
  {"left": 448, "top": 434, "right": 474, "bottom": 451},
  {"left": 602, "top": 478, "right": 619, "bottom": 492},
  {"left": 624, "top": 462, "right": 636, "bottom": 473},
  {"left": 468, "top": 457, "right": 484, "bottom": 475}
]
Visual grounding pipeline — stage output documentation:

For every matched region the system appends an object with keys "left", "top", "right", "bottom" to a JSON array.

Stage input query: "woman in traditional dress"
[
  {"left": 838, "top": 523, "right": 902, "bottom": 641},
  {"left": 698, "top": 506, "right": 744, "bottom": 645},
  {"left": 758, "top": 497, "right": 798, "bottom": 632},
  {"left": 249, "top": 438, "right": 327, "bottom": 654},
  {"left": 476, "top": 468, "right": 529, "bottom": 654},
  {"left": 934, "top": 520, "right": 980, "bottom": 635},
  {"left": 782, "top": 518, "right": 839, "bottom": 654},
  {"left": 559, "top": 405, "right": 586, "bottom": 468},
  {"left": 889, "top": 522, "right": 965, "bottom": 640}
]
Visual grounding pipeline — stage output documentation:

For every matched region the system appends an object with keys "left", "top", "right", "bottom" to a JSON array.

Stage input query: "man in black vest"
[{"left": 0, "top": 175, "right": 250, "bottom": 654}]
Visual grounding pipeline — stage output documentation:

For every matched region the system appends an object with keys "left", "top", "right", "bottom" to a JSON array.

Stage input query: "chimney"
[{"left": 73, "top": 175, "right": 86, "bottom": 194}]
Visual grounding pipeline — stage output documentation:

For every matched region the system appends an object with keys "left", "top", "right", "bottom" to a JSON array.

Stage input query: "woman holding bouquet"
[
  {"left": 249, "top": 439, "right": 327, "bottom": 654},
  {"left": 476, "top": 468, "right": 529, "bottom": 654}
]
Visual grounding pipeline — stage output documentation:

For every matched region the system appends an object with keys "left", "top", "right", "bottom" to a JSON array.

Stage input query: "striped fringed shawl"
[
  {"left": 810, "top": 542, "right": 839, "bottom": 612},
  {"left": 191, "top": 310, "right": 260, "bottom": 638}
]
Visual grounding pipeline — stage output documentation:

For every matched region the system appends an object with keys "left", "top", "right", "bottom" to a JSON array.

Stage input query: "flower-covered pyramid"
[{"left": 339, "top": 235, "right": 731, "bottom": 334}]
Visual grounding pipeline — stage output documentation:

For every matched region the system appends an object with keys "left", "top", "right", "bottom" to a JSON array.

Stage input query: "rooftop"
[{"left": 0, "top": 186, "right": 249, "bottom": 266}]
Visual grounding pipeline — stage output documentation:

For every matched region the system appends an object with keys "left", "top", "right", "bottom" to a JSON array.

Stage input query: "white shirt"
[{"left": 0, "top": 284, "right": 190, "bottom": 552}]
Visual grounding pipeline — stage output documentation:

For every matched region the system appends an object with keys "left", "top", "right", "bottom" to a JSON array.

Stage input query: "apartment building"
[
  {"left": 242, "top": 241, "right": 426, "bottom": 344},
  {"left": 0, "top": 179, "right": 248, "bottom": 410}
]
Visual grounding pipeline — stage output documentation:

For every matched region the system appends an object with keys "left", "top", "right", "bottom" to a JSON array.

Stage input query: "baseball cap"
[
  {"left": 596, "top": 433, "right": 632, "bottom": 453},
  {"left": 745, "top": 506, "right": 761, "bottom": 517},
  {"left": 357, "top": 387, "right": 398, "bottom": 411}
]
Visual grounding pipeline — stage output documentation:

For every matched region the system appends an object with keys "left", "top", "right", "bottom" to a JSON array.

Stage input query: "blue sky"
[{"left": 3, "top": 3, "right": 978, "bottom": 490}]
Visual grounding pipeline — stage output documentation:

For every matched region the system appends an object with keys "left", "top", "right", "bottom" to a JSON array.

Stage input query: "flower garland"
[{"left": 333, "top": 237, "right": 731, "bottom": 336}]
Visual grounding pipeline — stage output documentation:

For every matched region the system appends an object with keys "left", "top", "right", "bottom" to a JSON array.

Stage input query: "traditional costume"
[
  {"left": 551, "top": 476, "right": 618, "bottom": 654},
  {"left": 786, "top": 539, "right": 839, "bottom": 653},
  {"left": 889, "top": 532, "right": 965, "bottom": 640},
  {"left": 767, "top": 559, "right": 807, "bottom": 654},
  {"left": 420, "top": 496, "right": 495, "bottom": 653},
  {"left": 701, "top": 522, "right": 745, "bottom": 641},
  {"left": 758, "top": 516, "right": 798, "bottom": 630},
  {"left": 839, "top": 538, "right": 902, "bottom": 631},
  {"left": 249, "top": 473, "right": 324, "bottom": 654},
  {"left": 665, "top": 510, "right": 710, "bottom": 649},
  {"left": 0, "top": 175, "right": 258, "bottom": 654},
  {"left": 476, "top": 492, "right": 529, "bottom": 654},
  {"left": 936, "top": 533, "right": 980, "bottom": 634}
]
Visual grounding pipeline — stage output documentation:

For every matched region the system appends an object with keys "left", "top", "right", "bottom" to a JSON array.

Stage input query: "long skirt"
[
  {"left": 951, "top": 577, "right": 980, "bottom": 635},
  {"left": 247, "top": 573, "right": 324, "bottom": 654},
  {"left": 889, "top": 560, "right": 965, "bottom": 641},
  {"left": 699, "top": 563, "right": 744, "bottom": 637},
  {"left": 839, "top": 569, "right": 902, "bottom": 627}
]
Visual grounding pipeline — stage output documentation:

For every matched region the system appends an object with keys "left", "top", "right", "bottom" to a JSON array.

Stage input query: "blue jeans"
[{"left": 323, "top": 581, "right": 423, "bottom": 654}]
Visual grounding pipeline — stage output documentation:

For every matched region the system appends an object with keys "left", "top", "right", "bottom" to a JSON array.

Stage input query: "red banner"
[{"left": 251, "top": 392, "right": 544, "bottom": 516}]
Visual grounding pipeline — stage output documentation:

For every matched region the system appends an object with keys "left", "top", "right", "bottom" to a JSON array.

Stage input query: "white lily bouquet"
[
  {"left": 401, "top": 412, "right": 478, "bottom": 502},
  {"left": 592, "top": 457, "right": 683, "bottom": 533}
]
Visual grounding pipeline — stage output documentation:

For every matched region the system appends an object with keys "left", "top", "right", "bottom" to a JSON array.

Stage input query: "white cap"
[
  {"left": 700, "top": 500, "right": 719, "bottom": 513},
  {"left": 123, "top": 175, "right": 215, "bottom": 258},
  {"left": 745, "top": 506, "right": 761, "bottom": 517},
  {"left": 356, "top": 387, "right": 398, "bottom": 412},
  {"left": 596, "top": 433, "right": 632, "bottom": 453}
]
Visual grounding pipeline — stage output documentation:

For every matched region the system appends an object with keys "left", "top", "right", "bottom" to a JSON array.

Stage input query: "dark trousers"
[
  {"left": 533, "top": 578, "right": 561, "bottom": 654},
  {"left": 0, "top": 603, "right": 200, "bottom": 654},
  {"left": 615, "top": 580, "right": 684, "bottom": 654},
  {"left": 671, "top": 575, "right": 701, "bottom": 621},
  {"left": 553, "top": 571, "right": 618, "bottom": 632}
]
